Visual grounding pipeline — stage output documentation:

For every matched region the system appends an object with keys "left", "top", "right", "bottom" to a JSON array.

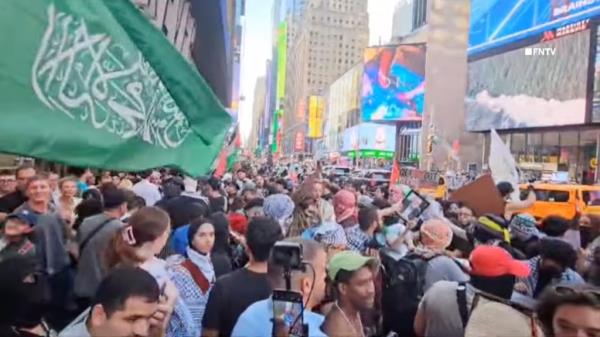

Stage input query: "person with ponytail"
[
  {"left": 166, "top": 217, "right": 216, "bottom": 337},
  {"left": 104, "top": 206, "right": 177, "bottom": 333}
]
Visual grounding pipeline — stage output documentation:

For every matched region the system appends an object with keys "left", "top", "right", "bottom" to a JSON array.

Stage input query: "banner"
[
  {"left": 276, "top": 22, "right": 287, "bottom": 101},
  {"left": 489, "top": 129, "right": 520, "bottom": 201},
  {"left": 308, "top": 96, "right": 324, "bottom": 138},
  {"left": 0, "top": 0, "right": 231, "bottom": 176},
  {"left": 294, "top": 132, "right": 305, "bottom": 152}
]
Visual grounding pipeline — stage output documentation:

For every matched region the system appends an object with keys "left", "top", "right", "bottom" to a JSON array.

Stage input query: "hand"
[
  {"left": 149, "top": 302, "right": 170, "bottom": 328},
  {"left": 162, "top": 280, "right": 179, "bottom": 309},
  {"left": 366, "top": 248, "right": 380, "bottom": 258}
]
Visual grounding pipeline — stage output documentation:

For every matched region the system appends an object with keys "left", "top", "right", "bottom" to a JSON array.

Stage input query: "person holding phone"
[{"left": 231, "top": 239, "right": 328, "bottom": 337}]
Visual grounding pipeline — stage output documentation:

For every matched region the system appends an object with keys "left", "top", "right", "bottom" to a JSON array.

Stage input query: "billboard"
[
  {"left": 465, "top": 29, "right": 590, "bottom": 131},
  {"left": 469, "top": 0, "right": 600, "bottom": 56},
  {"left": 361, "top": 44, "right": 426, "bottom": 122},
  {"left": 341, "top": 123, "right": 396, "bottom": 153},
  {"left": 276, "top": 22, "right": 287, "bottom": 101},
  {"left": 593, "top": 26, "right": 600, "bottom": 122},
  {"left": 308, "top": 96, "right": 324, "bottom": 138}
]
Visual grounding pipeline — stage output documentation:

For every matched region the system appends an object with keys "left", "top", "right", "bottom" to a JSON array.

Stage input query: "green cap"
[{"left": 327, "top": 251, "right": 378, "bottom": 281}]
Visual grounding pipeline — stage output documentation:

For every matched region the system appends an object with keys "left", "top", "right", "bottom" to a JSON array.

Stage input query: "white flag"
[{"left": 489, "top": 129, "right": 520, "bottom": 201}]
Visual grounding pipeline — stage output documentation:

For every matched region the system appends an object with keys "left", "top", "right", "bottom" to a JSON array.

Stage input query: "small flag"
[{"left": 390, "top": 160, "right": 400, "bottom": 186}]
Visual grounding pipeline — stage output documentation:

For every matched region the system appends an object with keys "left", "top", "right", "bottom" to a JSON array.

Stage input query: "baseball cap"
[
  {"left": 470, "top": 245, "right": 530, "bottom": 278},
  {"left": 327, "top": 250, "right": 378, "bottom": 281},
  {"left": 6, "top": 209, "right": 37, "bottom": 227}
]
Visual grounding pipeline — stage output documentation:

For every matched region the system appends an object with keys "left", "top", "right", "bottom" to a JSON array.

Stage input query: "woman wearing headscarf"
[
  {"left": 288, "top": 182, "right": 322, "bottom": 237},
  {"left": 417, "top": 219, "right": 469, "bottom": 291},
  {"left": 167, "top": 217, "right": 216, "bottom": 337},
  {"left": 263, "top": 193, "right": 294, "bottom": 235},
  {"left": 510, "top": 213, "right": 545, "bottom": 258},
  {"left": 333, "top": 189, "right": 358, "bottom": 229}
]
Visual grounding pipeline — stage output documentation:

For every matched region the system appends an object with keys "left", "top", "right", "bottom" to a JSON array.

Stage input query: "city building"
[
  {"left": 321, "top": 63, "right": 362, "bottom": 158},
  {"left": 467, "top": 1, "right": 600, "bottom": 183},
  {"left": 282, "top": 0, "right": 369, "bottom": 154},
  {"left": 248, "top": 76, "right": 267, "bottom": 151},
  {"left": 391, "top": 0, "right": 479, "bottom": 171},
  {"left": 134, "top": 0, "right": 244, "bottom": 109}
]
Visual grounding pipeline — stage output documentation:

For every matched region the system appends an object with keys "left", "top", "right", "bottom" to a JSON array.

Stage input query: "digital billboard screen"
[
  {"left": 466, "top": 29, "right": 590, "bottom": 131},
  {"left": 361, "top": 44, "right": 426, "bottom": 122},
  {"left": 469, "top": 0, "right": 600, "bottom": 56},
  {"left": 341, "top": 123, "right": 396, "bottom": 153}
]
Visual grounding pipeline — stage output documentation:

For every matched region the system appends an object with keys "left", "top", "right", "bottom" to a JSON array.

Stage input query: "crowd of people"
[{"left": 0, "top": 162, "right": 598, "bottom": 337}]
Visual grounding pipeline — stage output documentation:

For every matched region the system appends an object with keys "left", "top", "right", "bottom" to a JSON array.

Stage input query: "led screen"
[
  {"left": 361, "top": 44, "right": 425, "bottom": 122},
  {"left": 469, "top": 0, "right": 600, "bottom": 56},
  {"left": 466, "top": 30, "right": 590, "bottom": 131},
  {"left": 341, "top": 123, "right": 396, "bottom": 152}
]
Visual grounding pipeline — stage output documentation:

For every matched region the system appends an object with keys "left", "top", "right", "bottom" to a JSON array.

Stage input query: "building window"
[{"left": 412, "top": 0, "right": 428, "bottom": 30}]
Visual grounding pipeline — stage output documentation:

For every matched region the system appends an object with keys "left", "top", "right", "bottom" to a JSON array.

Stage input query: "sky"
[{"left": 238, "top": 0, "right": 401, "bottom": 145}]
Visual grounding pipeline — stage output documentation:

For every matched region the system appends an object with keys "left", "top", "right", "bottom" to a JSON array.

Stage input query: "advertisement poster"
[
  {"left": 308, "top": 96, "right": 324, "bottom": 138},
  {"left": 361, "top": 44, "right": 426, "bottom": 122},
  {"left": 469, "top": 0, "right": 600, "bottom": 55},
  {"left": 466, "top": 30, "right": 589, "bottom": 131}
]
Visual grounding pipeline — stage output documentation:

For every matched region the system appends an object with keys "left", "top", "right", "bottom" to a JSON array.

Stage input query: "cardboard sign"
[
  {"left": 398, "top": 167, "right": 439, "bottom": 189},
  {"left": 449, "top": 174, "right": 505, "bottom": 217}
]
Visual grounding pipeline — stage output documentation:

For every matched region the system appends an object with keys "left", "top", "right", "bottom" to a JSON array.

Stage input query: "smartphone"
[{"left": 272, "top": 290, "right": 305, "bottom": 337}]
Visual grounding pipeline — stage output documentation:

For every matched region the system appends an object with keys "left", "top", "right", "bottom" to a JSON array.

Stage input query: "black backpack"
[{"left": 380, "top": 251, "right": 435, "bottom": 337}]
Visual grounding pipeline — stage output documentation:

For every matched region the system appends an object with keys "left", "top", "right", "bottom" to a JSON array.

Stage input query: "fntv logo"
[{"left": 524, "top": 47, "right": 557, "bottom": 56}]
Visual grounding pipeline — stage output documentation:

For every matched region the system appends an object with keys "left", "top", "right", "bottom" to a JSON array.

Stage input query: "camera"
[{"left": 272, "top": 241, "right": 304, "bottom": 270}]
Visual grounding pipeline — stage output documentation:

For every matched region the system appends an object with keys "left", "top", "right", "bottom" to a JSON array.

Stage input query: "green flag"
[{"left": 0, "top": 0, "right": 231, "bottom": 176}]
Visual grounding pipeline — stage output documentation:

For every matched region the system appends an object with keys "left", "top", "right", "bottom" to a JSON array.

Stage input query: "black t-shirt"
[
  {"left": 0, "top": 190, "right": 27, "bottom": 213},
  {"left": 208, "top": 196, "right": 227, "bottom": 214},
  {"left": 202, "top": 268, "right": 271, "bottom": 337},
  {"left": 211, "top": 252, "right": 232, "bottom": 278}
]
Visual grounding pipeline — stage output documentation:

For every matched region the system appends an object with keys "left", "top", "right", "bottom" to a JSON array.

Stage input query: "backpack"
[{"left": 380, "top": 251, "right": 436, "bottom": 337}]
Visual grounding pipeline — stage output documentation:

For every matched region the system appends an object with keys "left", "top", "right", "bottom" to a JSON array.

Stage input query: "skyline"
[{"left": 238, "top": 0, "right": 401, "bottom": 145}]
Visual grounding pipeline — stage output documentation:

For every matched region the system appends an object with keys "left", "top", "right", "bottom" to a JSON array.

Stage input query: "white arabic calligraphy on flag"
[{"left": 31, "top": 4, "right": 191, "bottom": 149}]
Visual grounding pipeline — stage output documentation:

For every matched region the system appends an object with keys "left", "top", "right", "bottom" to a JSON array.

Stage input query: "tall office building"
[
  {"left": 282, "top": 0, "right": 369, "bottom": 154},
  {"left": 248, "top": 76, "right": 267, "bottom": 151}
]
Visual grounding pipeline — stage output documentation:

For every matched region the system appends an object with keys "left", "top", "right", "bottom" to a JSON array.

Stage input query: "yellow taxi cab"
[{"left": 518, "top": 183, "right": 600, "bottom": 222}]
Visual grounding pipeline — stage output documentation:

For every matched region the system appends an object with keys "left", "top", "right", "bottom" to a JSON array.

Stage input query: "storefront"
[{"left": 488, "top": 128, "right": 600, "bottom": 183}]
